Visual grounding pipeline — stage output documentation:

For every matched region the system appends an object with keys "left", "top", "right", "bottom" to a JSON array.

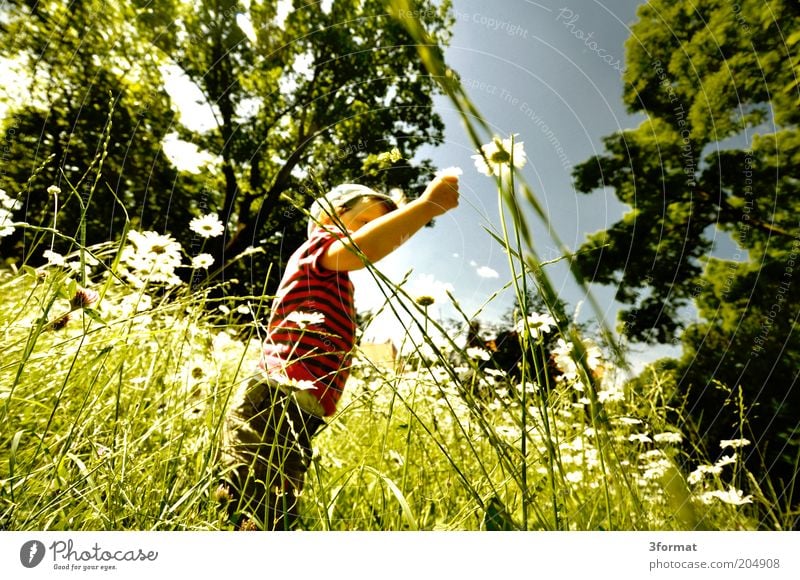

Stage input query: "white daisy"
[
  {"left": 285, "top": 310, "right": 325, "bottom": 329},
  {"left": 687, "top": 464, "right": 723, "bottom": 485},
  {"left": 189, "top": 213, "right": 225, "bottom": 238},
  {"left": 43, "top": 249, "right": 65, "bottom": 266},
  {"left": 120, "top": 230, "right": 183, "bottom": 287},
  {"left": 653, "top": 431, "right": 683, "bottom": 445},
  {"left": 720, "top": 438, "right": 751, "bottom": 449},
  {"left": 628, "top": 433, "right": 652, "bottom": 444},
  {"left": 698, "top": 486, "right": 753, "bottom": 506},
  {"left": 0, "top": 188, "right": 22, "bottom": 211},
  {"left": 466, "top": 347, "right": 491, "bottom": 361},
  {"left": 191, "top": 253, "right": 214, "bottom": 269},
  {"left": 472, "top": 134, "right": 527, "bottom": 177},
  {"left": 0, "top": 208, "right": 14, "bottom": 237},
  {"left": 715, "top": 453, "right": 738, "bottom": 468},
  {"left": 515, "top": 312, "right": 556, "bottom": 339}
]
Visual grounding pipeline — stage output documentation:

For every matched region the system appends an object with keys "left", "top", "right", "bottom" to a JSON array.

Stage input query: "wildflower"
[
  {"left": 47, "top": 185, "right": 61, "bottom": 196},
  {"left": 235, "top": 304, "right": 251, "bottom": 315},
  {"left": 628, "top": 433, "right": 652, "bottom": 444},
  {"left": 191, "top": 253, "right": 214, "bottom": 269},
  {"left": 565, "top": 471, "right": 584, "bottom": 483},
  {"left": 653, "top": 431, "right": 683, "bottom": 445},
  {"left": 119, "top": 292, "right": 152, "bottom": 315},
  {"left": 282, "top": 378, "right": 316, "bottom": 392},
  {"left": 67, "top": 252, "right": 100, "bottom": 274},
  {"left": 641, "top": 458, "right": 672, "bottom": 481},
  {"left": 189, "top": 213, "right": 225, "bottom": 238},
  {"left": 0, "top": 188, "right": 22, "bottom": 211},
  {"left": 472, "top": 134, "right": 527, "bottom": 177},
  {"left": 120, "top": 230, "right": 183, "bottom": 287},
  {"left": 597, "top": 384, "right": 625, "bottom": 404},
  {"left": 617, "top": 417, "right": 644, "bottom": 426},
  {"left": 415, "top": 295, "right": 435, "bottom": 307},
  {"left": 47, "top": 313, "right": 72, "bottom": 331},
  {"left": 698, "top": 486, "right": 753, "bottom": 506},
  {"left": 687, "top": 464, "right": 723, "bottom": 485},
  {"left": 218, "top": 304, "right": 231, "bottom": 315},
  {"left": 43, "top": 249, "right": 65, "bottom": 266},
  {"left": 213, "top": 484, "right": 232, "bottom": 504},
  {"left": 715, "top": 453, "right": 738, "bottom": 468},
  {"left": 0, "top": 208, "right": 14, "bottom": 237},
  {"left": 515, "top": 312, "right": 556, "bottom": 339},
  {"left": 285, "top": 310, "right": 325, "bottom": 329},
  {"left": 720, "top": 438, "right": 751, "bottom": 450},
  {"left": 466, "top": 347, "right": 491, "bottom": 361},
  {"left": 640, "top": 449, "right": 665, "bottom": 461},
  {"left": 70, "top": 287, "right": 100, "bottom": 310},
  {"left": 0, "top": 189, "right": 22, "bottom": 237}
]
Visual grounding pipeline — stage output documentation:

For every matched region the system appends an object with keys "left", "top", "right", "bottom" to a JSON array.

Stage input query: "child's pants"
[{"left": 220, "top": 377, "right": 324, "bottom": 530}]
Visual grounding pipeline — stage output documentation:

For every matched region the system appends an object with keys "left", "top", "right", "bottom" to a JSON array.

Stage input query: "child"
[{"left": 219, "top": 176, "right": 459, "bottom": 530}]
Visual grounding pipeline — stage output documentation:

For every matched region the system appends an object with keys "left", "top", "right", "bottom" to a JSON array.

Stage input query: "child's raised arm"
[{"left": 320, "top": 175, "right": 459, "bottom": 271}]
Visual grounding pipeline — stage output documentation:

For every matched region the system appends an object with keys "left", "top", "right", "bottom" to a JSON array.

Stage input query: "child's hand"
[{"left": 420, "top": 175, "right": 459, "bottom": 217}]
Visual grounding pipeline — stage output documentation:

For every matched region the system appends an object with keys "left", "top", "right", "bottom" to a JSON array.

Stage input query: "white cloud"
[{"left": 476, "top": 265, "right": 500, "bottom": 279}]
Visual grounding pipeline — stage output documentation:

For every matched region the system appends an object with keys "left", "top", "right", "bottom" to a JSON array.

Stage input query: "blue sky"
[{"left": 354, "top": 0, "right": 680, "bottom": 368}]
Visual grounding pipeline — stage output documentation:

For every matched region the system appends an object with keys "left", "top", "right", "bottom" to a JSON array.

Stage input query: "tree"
[
  {"left": 574, "top": 0, "right": 799, "bottom": 341},
  {"left": 571, "top": 0, "right": 800, "bottom": 519},
  {"left": 0, "top": 1, "right": 203, "bottom": 263},
  {"left": 1, "top": 0, "right": 453, "bottom": 299},
  {"left": 144, "top": 0, "right": 452, "bottom": 294}
]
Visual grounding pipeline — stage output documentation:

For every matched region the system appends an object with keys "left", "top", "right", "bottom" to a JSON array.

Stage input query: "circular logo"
[{"left": 20, "top": 540, "right": 46, "bottom": 568}]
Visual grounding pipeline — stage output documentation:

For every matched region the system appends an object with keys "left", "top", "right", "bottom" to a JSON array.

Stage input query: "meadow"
[{"left": 0, "top": 195, "right": 767, "bottom": 531}]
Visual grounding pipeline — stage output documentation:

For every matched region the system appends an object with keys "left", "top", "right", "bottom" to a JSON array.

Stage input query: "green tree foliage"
[
  {"left": 0, "top": 0, "right": 203, "bottom": 261},
  {"left": 137, "top": 0, "right": 451, "bottom": 292},
  {"left": 572, "top": 0, "right": 799, "bottom": 517},
  {"left": 0, "top": 0, "right": 452, "bottom": 296}
]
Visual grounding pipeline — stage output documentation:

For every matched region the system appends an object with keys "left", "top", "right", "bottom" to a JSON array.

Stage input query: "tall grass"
[{"left": 0, "top": 234, "right": 768, "bottom": 530}]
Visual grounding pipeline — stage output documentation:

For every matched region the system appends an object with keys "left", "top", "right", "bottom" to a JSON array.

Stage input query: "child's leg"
[{"left": 220, "top": 377, "right": 324, "bottom": 530}]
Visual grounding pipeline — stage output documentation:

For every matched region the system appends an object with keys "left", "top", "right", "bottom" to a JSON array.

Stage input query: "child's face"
[{"left": 332, "top": 197, "right": 392, "bottom": 232}]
